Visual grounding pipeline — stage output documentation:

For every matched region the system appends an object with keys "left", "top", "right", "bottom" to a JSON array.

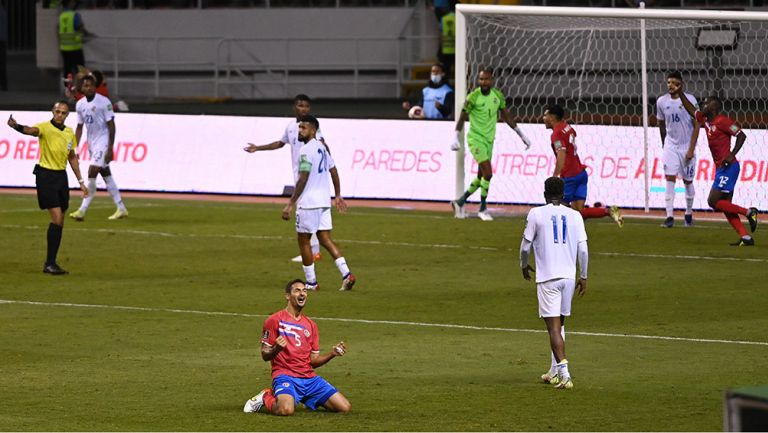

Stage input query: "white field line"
[
  {"left": 0, "top": 223, "right": 763, "bottom": 262},
  {"left": 0, "top": 202, "right": 159, "bottom": 214},
  {"left": 0, "top": 299, "right": 766, "bottom": 347}
]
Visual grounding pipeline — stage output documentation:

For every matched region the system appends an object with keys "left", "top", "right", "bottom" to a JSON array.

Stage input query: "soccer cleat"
[
  {"left": 684, "top": 214, "right": 693, "bottom": 227},
  {"left": 340, "top": 273, "right": 356, "bottom": 291},
  {"left": 451, "top": 200, "right": 465, "bottom": 219},
  {"left": 747, "top": 207, "right": 759, "bottom": 233},
  {"left": 306, "top": 281, "right": 319, "bottom": 291},
  {"left": 541, "top": 371, "right": 560, "bottom": 385},
  {"left": 730, "top": 238, "right": 755, "bottom": 247},
  {"left": 243, "top": 388, "right": 269, "bottom": 413},
  {"left": 290, "top": 252, "right": 322, "bottom": 263},
  {"left": 554, "top": 377, "right": 574, "bottom": 390},
  {"left": 477, "top": 210, "right": 494, "bottom": 221},
  {"left": 661, "top": 216, "right": 674, "bottom": 228},
  {"left": 609, "top": 205, "right": 623, "bottom": 227},
  {"left": 69, "top": 209, "right": 86, "bottom": 221},
  {"left": 43, "top": 263, "right": 68, "bottom": 275},
  {"left": 108, "top": 208, "right": 129, "bottom": 220}
]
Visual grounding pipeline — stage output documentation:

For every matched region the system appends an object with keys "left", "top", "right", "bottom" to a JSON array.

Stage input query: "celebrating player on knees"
[
  {"left": 542, "top": 104, "right": 623, "bottom": 227},
  {"left": 673, "top": 84, "right": 759, "bottom": 246},
  {"left": 243, "top": 279, "right": 352, "bottom": 416}
]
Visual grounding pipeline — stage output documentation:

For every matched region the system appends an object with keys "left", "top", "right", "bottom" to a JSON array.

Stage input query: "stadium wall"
[
  {"left": 1, "top": 111, "right": 766, "bottom": 211},
  {"left": 36, "top": 6, "right": 418, "bottom": 69}
]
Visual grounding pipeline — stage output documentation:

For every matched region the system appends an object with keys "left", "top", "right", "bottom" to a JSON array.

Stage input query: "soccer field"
[{"left": 0, "top": 192, "right": 766, "bottom": 431}]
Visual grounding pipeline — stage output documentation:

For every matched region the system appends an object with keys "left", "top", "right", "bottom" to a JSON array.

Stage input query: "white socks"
[
  {"left": 303, "top": 258, "right": 349, "bottom": 285},
  {"left": 310, "top": 234, "right": 320, "bottom": 255},
  {"left": 665, "top": 180, "right": 676, "bottom": 218},
  {"left": 685, "top": 182, "right": 695, "bottom": 215},
  {"left": 335, "top": 257, "right": 350, "bottom": 278},
  {"left": 79, "top": 178, "right": 97, "bottom": 212},
  {"left": 104, "top": 176, "right": 126, "bottom": 211},
  {"left": 549, "top": 325, "right": 565, "bottom": 372},
  {"left": 302, "top": 264, "right": 317, "bottom": 284},
  {"left": 556, "top": 359, "right": 571, "bottom": 380}
]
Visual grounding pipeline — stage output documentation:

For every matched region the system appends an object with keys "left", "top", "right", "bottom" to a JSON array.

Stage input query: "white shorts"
[
  {"left": 537, "top": 278, "right": 575, "bottom": 318},
  {"left": 88, "top": 147, "right": 109, "bottom": 168},
  {"left": 296, "top": 207, "right": 332, "bottom": 234},
  {"left": 662, "top": 146, "right": 696, "bottom": 181}
]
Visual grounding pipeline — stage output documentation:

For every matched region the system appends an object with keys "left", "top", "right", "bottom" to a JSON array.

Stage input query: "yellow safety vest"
[
  {"left": 441, "top": 13, "right": 456, "bottom": 55},
  {"left": 58, "top": 10, "right": 83, "bottom": 52}
]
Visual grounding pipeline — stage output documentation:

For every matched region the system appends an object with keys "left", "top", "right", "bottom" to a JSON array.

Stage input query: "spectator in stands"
[
  {"left": 0, "top": 0, "right": 7, "bottom": 91},
  {"left": 430, "top": 0, "right": 454, "bottom": 22},
  {"left": 58, "top": 0, "right": 92, "bottom": 79},
  {"left": 438, "top": 9, "right": 455, "bottom": 75},
  {"left": 402, "top": 63, "right": 454, "bottom": 120}
]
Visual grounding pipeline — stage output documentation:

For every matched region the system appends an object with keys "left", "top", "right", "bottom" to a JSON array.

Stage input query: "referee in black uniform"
[{"left": 7, "top": 102, "right": 88, "bottom": 274}]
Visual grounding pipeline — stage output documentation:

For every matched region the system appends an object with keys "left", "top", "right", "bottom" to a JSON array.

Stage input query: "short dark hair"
[
  {"left": 706, "top": 94, "right": 722, "bottom": 110},
  {"left": 294, "top": 94, "right": 311, "bottom": 104},
  {"left": 284, "top": 278, "right": 305, "bottom": 293},
  {"left": 92, "top": 70, "right": 105, "bottom": 86},
  {"left": 544, "top": 104, "right": 565, "bottom": 120},
  {"left": 667, "top": 71, "right": 683, "bottom": 81},
  {"left": 544, "top": 176, "right": 565, "bottom": 199},
  {"left": 478, "top": 66, "right": 494, "bottom": 76},
  {"left": 299, "top": 114, "right": 319, "bottom": 130},
  {"left": 432, "top": 63, "right": 446, "bottom": 73}
]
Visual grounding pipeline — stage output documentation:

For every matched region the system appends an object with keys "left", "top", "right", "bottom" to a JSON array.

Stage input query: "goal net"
[{"left": 455, "top": 5, "right": 768, "bottom": 212}]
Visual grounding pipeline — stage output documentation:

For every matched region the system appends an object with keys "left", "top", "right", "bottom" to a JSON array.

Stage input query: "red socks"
[
  {"left": 715, "top": 200, "right": 747, "bottom": 215},
  {"left": 724, "top": 212, "right": 748, "bottom": 237},
  {"left": 580, "top": 207, "right": 608, "bottom": 219},
  {"left": 263, "top": 389, "right": 276, "bottom": 413}
]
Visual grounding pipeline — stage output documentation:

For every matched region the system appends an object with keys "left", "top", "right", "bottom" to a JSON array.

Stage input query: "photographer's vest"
[
  {"left": 58, "top": 10, "right": 82, "bottom": 52},
  {"left": 422, "top": 84, "right": 452, "bottom": 119}
]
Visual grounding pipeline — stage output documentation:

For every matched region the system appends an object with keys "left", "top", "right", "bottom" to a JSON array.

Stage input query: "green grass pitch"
[{"left": 0, "top": 192, "right": 766, "bottom": 431}]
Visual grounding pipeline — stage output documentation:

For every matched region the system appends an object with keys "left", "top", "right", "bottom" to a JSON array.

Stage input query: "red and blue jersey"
[
  {"left": 261, "top": 309, "right": 320, "bottom": 379},
  {"left": 695, "top": 111, "right": 741, "bottom": 167},
  {"left": 550, "top": 121, "right": 585, "bottom": 178}
]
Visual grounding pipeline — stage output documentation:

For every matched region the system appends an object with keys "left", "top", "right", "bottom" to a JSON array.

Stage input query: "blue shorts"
[
  {"left": 272, "top": 375, "right": 338, "bottom": 411},
  {"left": 712, "top": 161, "right": 740, "bottom": 194},
  {"left": 562, "top": 170, "right": 588, "bottom": 203}
]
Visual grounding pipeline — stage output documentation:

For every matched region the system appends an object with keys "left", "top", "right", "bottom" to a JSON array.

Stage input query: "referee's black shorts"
[{"left": 34, "top": 164, "right": 70, "bottom": 211}]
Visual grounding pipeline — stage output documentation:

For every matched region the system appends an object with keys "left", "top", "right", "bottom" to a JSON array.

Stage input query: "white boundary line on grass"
[
  {"left": 0, "top": 299, "right": 766, "bottom": 347},
  {"left": 1, "top": 223, "right": 765, "bottom": 262}
]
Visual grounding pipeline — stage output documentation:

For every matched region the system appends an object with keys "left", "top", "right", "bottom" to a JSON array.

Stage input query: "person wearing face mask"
[{"left": 402, "top": 63, "right": 454, "bottom": 120}]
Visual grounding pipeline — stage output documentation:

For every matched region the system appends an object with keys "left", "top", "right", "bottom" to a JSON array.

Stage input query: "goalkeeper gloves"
[
  {"left": 513, "top": 126, "right": 532, "bottom": 150},
  {"left": 450, "top": 131, "right": 462, "bottom": 151}
]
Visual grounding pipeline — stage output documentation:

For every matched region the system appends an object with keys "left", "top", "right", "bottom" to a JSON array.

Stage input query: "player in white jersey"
[
  {"left": 656, "top": 71, "right": 700, "bottom": 228},
  {"left": 520, "top": 177, "right": 589, "bottom": 390},
  {"left": 69, "top": 74, "right": 128, "bottom": 221},
  {"left": 281, "top": 115, "right": 356, "bottom": 292},
  {"left": 244, "top": 94, "right": 325, "bottom": 262}
]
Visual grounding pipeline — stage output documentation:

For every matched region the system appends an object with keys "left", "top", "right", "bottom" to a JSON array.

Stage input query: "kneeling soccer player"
[{"left": 243, "top": 279, "right": 352, "bottom": 415}]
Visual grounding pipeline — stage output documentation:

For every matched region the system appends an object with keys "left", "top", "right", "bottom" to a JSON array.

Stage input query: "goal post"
[{"left": 454, "top": 4, "right": 768, "bottom": 213}]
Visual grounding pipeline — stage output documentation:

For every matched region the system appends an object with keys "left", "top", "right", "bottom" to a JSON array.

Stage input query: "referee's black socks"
[{"left": 46, "top": 223, "right": 63, "bottom": 266}]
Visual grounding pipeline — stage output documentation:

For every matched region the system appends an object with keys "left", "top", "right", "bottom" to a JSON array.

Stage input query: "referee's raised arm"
[{"left": 7, "top": 114, "right": 40, "bottom": 137}]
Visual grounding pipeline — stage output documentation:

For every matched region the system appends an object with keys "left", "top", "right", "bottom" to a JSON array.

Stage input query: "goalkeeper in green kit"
[{"left": 451, "top": 67, "right": 531, "bottom": 221}]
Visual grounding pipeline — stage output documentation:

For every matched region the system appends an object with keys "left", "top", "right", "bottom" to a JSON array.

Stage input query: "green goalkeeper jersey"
[{"left": 463, "top": 87, "right": 506, "bottom": 144}]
